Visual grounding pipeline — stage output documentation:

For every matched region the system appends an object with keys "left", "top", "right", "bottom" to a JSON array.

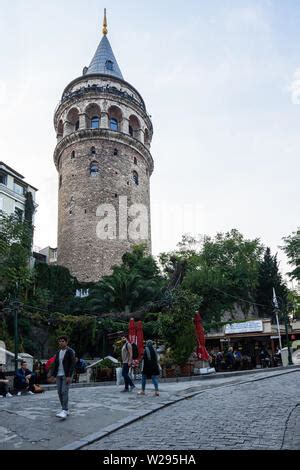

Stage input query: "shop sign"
[{"left": 225, "top": 320, "right": 263, "bottom": 335}]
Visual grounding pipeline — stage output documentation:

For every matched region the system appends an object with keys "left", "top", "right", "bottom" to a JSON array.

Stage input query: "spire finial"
[{"left": 102, "top": 8, "right": 108, "bottom": 35}]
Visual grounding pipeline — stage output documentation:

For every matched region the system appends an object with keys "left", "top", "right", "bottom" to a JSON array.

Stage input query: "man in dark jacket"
[
  {"left": 52, "top": 335, "right": 75, "bottom": 419},
  {"left": 15, "top": 360, "right": 35, "bottom": 395}
]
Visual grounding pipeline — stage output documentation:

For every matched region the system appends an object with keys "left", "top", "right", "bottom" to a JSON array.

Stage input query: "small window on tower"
[
  {"left": 134, "top": 157, "right": 137, "bottom": 165},
  {"left": 71, "top": 151, "right": 75, "bottom": 159},
  {"left": 129, "top": 125, "right": 133, "bottom": 137},
  {"left": 75, "top": 120, "right": 80, "bottom": 131},
  {"left": 91, "top": 146, "right": 96, "bottom": 155},
  {"left": 105, "top": 60, "right": 114, "bottom": 71},
  {"left": 90, "top": 161, "right": 99, "bottom": 176},
  {"left": 91, "top": 116, "right": 99, "bottom": 129},
  {"left": 133, "top": 171, "right": 139, "bottom": 186},
  {"left": 59, "top": 175, "right": 62, "bottom": 188},
  {"left": 113, "top": 148, "right": 118, "bottom": 156}
]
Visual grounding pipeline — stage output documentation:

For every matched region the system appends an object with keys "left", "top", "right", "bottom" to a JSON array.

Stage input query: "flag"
[{"left": 272, "top": 288, "right": 279, "bottom": 309}]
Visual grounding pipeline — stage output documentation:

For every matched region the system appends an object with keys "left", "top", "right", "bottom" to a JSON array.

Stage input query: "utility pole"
[{"left": 12, "top": 300, "right": 21, "bottom": 374}]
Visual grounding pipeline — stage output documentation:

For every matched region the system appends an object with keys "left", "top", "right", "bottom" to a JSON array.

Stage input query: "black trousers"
[{"left": 0, "top": 382, "right": 9, "bottom": 396}]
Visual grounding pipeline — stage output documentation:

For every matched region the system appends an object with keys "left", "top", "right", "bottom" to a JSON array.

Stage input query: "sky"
[{"left": 0, "top": 0, "right": 299, "bottom": 282}]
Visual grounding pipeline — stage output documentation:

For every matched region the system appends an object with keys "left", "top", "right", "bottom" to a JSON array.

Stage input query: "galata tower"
[{"left": 53, "top": 10, "right": 153, "bottom": 283}]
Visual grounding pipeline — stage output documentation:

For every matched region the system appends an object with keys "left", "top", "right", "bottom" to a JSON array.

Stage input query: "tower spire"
[{"left": 102, "top": 8, "right": 108, "bottom": 35}]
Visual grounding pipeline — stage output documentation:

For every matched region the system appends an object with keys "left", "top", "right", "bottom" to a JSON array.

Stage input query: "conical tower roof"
[{"left": 86, "top": 10, "right": 123, "bottom": 80}]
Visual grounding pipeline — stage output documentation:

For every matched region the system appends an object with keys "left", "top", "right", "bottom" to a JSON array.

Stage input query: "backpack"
[{"left": 131, "top": 343, "right": 139, "bottom": 360}]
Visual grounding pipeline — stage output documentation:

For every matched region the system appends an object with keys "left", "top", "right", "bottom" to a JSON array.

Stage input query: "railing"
[{"left": 54, "top": 84, "right": 147, "bottom": 115}]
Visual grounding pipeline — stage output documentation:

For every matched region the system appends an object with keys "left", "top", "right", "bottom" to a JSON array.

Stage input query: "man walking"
[
  {"left": 121, "top": 336, "right": 135, "bottom": 392},
  {"left": 52, "top": 335, "right": 75, "bottom": 419}
]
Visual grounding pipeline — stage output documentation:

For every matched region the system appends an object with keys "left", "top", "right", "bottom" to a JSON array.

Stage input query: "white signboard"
[{"left": 225, "top": 320, "right": 263, "bottom": 335}]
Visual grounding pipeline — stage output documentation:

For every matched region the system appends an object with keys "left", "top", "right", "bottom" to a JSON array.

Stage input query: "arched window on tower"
[
  {"left": 133, "top": 171, "right": 139, "bottom": 186},
  {"left": 90, "top": 161, "right": 99, "bottom": 177},
  {"left": 105, "top": 60, "right": 114, "bottom": 71},
  {"left": 71, "top": 151, "right": 75, "bottom": 159},
  {"left": 91, "top": 146, "right": 96, "bottom": 155},
  {"left": 110, "top": 118, "right": 118, "bottom": 131},
  {"left": 91, "top": 116, "right": 99, "bottom": 129},
  {"left": 129, "top": 125, "right": 133, "bottom": 137}
]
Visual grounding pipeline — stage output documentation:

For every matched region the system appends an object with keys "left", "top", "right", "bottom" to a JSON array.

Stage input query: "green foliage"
[
  {"left": 281, "top": 228, "right": 300, "bottom": 281},
  {"left": 255, "top": 247, "right": 288, "bottom": 317},
  {"left": 158, "top": 288, "right": 199, "bottom": 365},
  {"left": 88, "top": 244, "right": 165, "bottom": 313},
  {"left": 0, "top": 213, "right": 33, "bottom": 297},
  {"left": 169, "top": 229, "right": 264, "bottom": 322},
  {"left": 33, "top": 263, "right": 77, "bottom": 312}
]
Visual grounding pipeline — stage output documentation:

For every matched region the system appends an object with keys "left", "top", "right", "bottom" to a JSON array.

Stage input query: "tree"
[
  {"left": 0, "top": 213, "right": 33, "bottom": 297},
  {"left": 281, "top": 228, "right": 300, "bottom": 281},
  {"left": 255, "top": 247, "right": 288, "bottom": 318},
  {"left": 176, "top": 229, "right": 264, "bottom": 322},
  {"left": 158, "top": 288, "right": 200, "bottom": 365},
  {"left": 88, "top": 245, "right": 165, "bottom": 314}
]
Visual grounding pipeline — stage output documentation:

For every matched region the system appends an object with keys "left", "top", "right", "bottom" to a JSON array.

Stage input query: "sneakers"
[
  {"left": 56, "top": 410, "right": 67, "bottom": 419},
  {"left": 17, "top": 392, "right": 22, "bottom": 396},
  {"left": 27, "top": 391, "right": 34, "bottom": 395},
  {"left": 6, "top": 393, "right": 13, "bottom": 398}
]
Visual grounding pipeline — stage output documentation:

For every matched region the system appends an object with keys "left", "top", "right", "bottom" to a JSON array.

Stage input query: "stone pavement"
[
  {"left": 0, "top": 368, "right": 298, "bottom": 450},
  {"left": 85, "top": 369, "right": 300, "bottom": 451}
]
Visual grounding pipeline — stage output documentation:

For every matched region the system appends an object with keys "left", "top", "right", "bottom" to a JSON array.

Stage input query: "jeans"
[
  {"left": 56, "top": 376, "right": 70, "bottom": 410},
  {"left": 122, "top": 364, "right": 134, "bottom": 390},
  {"left": 0, "top": 383, "right": 8, "bottom": 397},
  {"left": 141, "top": 374, "right": 159, "bottom": 391}
]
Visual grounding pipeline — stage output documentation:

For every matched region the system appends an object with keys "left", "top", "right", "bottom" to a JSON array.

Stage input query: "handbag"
[{"left": 33, "top": 384, "right": 44, "bottom": 394}]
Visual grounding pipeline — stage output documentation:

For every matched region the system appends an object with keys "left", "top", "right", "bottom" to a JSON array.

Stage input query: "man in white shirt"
[{"left": 52, "top": 335, "right": 75, "bottom": 419}]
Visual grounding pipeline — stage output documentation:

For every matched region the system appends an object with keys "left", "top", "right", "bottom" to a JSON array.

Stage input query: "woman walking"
[{"left": 138, "top": 340, "right": 160, "bottom": 396}]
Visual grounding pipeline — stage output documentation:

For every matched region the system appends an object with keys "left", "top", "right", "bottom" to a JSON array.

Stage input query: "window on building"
[
  {"left": 134, "top": 157, "right": 137, "bottom": 165},
  {"left": 110, "top": 118, "right": 118, "bottom": 131},
  {"left": 14, "top": 181, "right": 25, "bottom": 195},
  {"left": 91, "top": 146, "right": 96, "bottom": 155},
  {"left": 129, "top": 125, "right": 133, "bottom": 137},
  {"left": 0, "top": 172, "right": 7, "bottom": 185},
  {"left": 71, "top": 151, "right": 75, "bottom": 159},
  {"left": 91, "top": 116, "right": 99, "bottom": 129},
  {"left": 59, "top": 175, "right": 62, "bottom": 188},
  {"left": 105, "top": 60, "right": 114, "bottom": 71},
  {"left": 75, "top": 120, "right": 80, "bottom": 131},
  {"left": 113, "top": 148, "right": 118, "bottom": 156},
  {"left": 133, "top": 171, "right": 139, "bottom": 186},
  {"left": 90, "top": 161, "right": 99, "bottom": 176},
  {"left": 15, "top": 207, "right": 23, "bottom": 221}
]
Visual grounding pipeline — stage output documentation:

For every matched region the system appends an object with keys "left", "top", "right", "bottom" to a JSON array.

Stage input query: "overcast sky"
[{"left": 0, "top": 0, "right": 299, "bottom": 282}]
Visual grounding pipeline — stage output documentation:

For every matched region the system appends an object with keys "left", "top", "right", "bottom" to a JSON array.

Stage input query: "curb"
[{"left": 59, "top": 368, "right": 300, "bottom": 450}]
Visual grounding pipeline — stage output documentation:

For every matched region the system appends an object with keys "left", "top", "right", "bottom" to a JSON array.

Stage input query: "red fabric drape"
[
  {"left": 136, "top": 320, "right": 144, "bottom": 361},
  {"left": 194, "top": 311, "right": 210, "bottom": 361},
  {"left": 45, "top": 355, "right": 56, "bottom": 371}
]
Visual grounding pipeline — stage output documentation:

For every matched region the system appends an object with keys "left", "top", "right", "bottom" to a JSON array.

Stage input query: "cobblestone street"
[
  {"left": 0, "top": 369, "right": 298, "bottom": 450},
  {"left": 85, "top": 370, "right": 300, "bottom": 450}
]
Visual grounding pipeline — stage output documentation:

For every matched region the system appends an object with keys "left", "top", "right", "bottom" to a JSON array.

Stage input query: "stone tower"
[{"left": 53, "top": 11, "right": 153, "bottom": 283}]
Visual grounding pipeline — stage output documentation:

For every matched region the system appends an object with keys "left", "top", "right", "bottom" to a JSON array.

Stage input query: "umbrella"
[
  {"left": 45, "top": 355, "right": 56, "bottom": 371},
  {"left": 136, "top": 320, "right": 144, "bottom": 362},
  {"left": 128, "top": 317, "right": 136, "bottom": 345},
  {"left": 194, "top": 311, "right": 210, "bottom": 361}
]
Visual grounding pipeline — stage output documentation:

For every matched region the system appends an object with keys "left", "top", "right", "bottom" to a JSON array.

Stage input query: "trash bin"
[{"left": 281, "top": 347, "right": 289, "bottom": 367}]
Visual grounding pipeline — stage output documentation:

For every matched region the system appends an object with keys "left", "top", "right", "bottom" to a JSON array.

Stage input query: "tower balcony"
[{"left": 53, "top": 128, "right": 154, "bottom": 174}]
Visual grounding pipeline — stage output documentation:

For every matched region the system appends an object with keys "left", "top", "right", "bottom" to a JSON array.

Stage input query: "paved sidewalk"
[{"left": 0, "top": 368, "right": 298, "bottom": 450}]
